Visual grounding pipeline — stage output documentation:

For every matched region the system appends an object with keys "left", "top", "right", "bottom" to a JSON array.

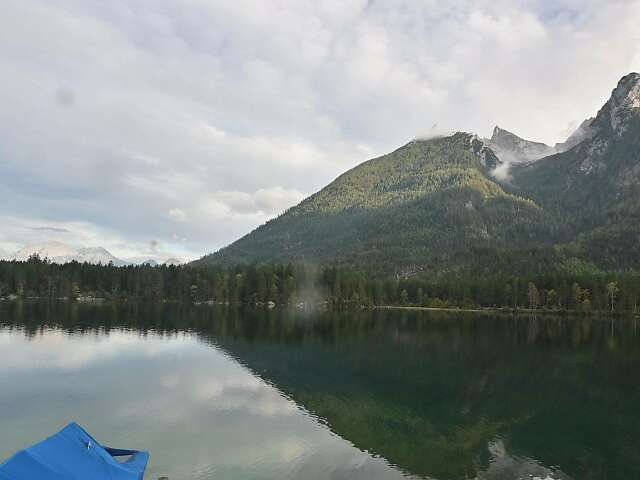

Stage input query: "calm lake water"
[{"left": 1, "top": 303, "right": 640, "bottom": 480}]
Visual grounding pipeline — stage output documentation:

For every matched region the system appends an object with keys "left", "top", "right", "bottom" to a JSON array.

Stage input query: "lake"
[{"left": 1, "top": 302, "right": 639, "bottom": 480}]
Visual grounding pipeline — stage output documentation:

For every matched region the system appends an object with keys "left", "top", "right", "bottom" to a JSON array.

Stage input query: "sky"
[{"left": 1, "top": 0, "right": 639, "bottom": 261}]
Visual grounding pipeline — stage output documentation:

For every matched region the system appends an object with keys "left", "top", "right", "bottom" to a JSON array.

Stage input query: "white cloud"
[
  {"left": 491, "top": 162, "right": 512, "bottom": 182},
  {"left": 0, "top": 0, "right": 639, "bottom": 258},
  {"left": 254, "top": 187, "right": 307, "bottom": 214},
  {"left": 467, "top": 10, "right": 548, "bottom": 49},
  {"left": 192, "top": 187, "right": 307, "bottom": 223},
  {"left": 168, "top": 208, "right": 188, "bottom": 222}
]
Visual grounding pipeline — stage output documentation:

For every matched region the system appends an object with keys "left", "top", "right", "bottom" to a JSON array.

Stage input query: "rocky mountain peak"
[
  {"left": 488, "top": 126, "right": 555, "bottom": 164},
  {"left": 612, "top": 72, "right": 640, "bottom": 106},
  {"left": 554, "top": 117, "right": 596, "bottom": 152},
  {"left": 562, "top": 73, "right": 640, "bottom": 175},
  {"left": 469, "top": 134, "right": 501, "bottom": 172},
  {"left": 490, "top": 126, "right": 513, "bottom": 142},
  {"left": 592, "top": 72, "right": 640, "bottom": 135}
]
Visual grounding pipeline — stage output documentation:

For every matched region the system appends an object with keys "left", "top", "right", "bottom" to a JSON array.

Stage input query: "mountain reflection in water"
[{"left": 1, "top": 302, "right": 639, "bottom": 480}]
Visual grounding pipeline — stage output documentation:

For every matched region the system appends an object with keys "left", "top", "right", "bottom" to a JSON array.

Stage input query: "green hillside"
[{"left": 198, "top": 133, "right": 553, "bottom": 274}]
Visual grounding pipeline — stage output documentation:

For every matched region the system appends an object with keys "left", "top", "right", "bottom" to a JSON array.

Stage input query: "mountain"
[
  {"left": 163, "top": 258, "right": 184, "bottom": 266},
  {"left": 11, "top": 241, "right": 75, "bottom": 262},
  {"left": 139, "top": 259, "right": 159, "bottom": 267},
  {"left": 488, "top": 126, "right": 556, "bottom": 164},
  {"left": 554, "top": 117, "right": 596, "bottom": 152},
  {"left": 5, "top": 242, "right": 187, "bottom": 268},
  {"left": 197, "top": 73, "right": 640, "bottom": 275},
  {"left": 73, "top": 247, "right": 125, "bottom": 265},
  {"left": 197, "top": 133, "right": 552, "bottom": 274},
  {"left": 9, "top": 242, "right": 126, "bottom": 265},
  {"left": 511, "top": 72, "right": 640, "bottom": 269},
  {"left": 487, "top": 120, "right": 600, "bottom": 166}
]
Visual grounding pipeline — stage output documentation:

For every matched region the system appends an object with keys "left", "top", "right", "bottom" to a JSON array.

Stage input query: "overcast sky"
[{"left": 1, "top": 0, "right": 639, "bottom": 260}]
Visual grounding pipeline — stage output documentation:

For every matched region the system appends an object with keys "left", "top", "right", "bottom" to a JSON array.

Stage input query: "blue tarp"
[{"left": 0, "top": 422, "right": 149, "bottom": 480}]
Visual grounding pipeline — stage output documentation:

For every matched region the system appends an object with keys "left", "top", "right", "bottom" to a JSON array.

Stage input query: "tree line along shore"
[{"left": 0, "top": 255, "right": 639, "bottom": 315}]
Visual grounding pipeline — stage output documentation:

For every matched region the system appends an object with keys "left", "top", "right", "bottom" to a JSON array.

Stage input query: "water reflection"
[{"left": 1, "top": 302, "right": 640, "bottom": 480}]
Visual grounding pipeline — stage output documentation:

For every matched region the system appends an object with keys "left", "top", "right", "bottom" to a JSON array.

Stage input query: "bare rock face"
[
  {"left": 571, "top": 72, "right": 640, "bottom": 175},
  {"left": 469, "top": 134, "right": 502, "bottom": 171},
  {"left": 488, "top": 126, "right": 555, "bottom": 164},
  {"left": 594, "top": 72, "right": 640, "bottom": 135},
  {"left": 554, "top": 117, "right": 596, "bottom": 152}
]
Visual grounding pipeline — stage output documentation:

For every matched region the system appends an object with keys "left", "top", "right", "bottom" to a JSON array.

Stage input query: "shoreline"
[
  {"left": 374, "top": 304, "right": 639, "bottom": 318},
  {"left": 2, "top": 297, "right": 639, "bottom": 318}
]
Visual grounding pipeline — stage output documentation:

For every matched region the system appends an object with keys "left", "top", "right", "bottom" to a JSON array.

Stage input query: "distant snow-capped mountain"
[
  {"left": 12, "top": 241, "right": 75, "bottom": 261},
  {"left": 5, "top": 241, "right": 188, "bottom": 266},
  {"left": 9, "top": 241, "right": 126, "bottom": 265},
  {"left": 163, "top": 257, "right": 184, "bottom": 266},
  {"left": 69, "top": 247, "right": 126, "bottom": 265},
  {"left": 121, "top": 256, "right": 165, "bottom": 266},
  {"left": 139, "top": 259, "right": 159, "bottom": 267}
]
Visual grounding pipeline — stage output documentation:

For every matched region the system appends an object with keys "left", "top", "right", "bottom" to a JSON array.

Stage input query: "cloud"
[
  {"left": 0, "top": 0, "right": 639, "bottom": 257},
  {"left": 253, "top": 187, "right": 307, "bottom": 214},
  {"left": 467, "top": 10, "right": 548, "bottom": 49},
  {"left": 491, "top": 162, "right": 512, "bottom": 182},
  {"left": 55, "top": 87, "right": 75, "bottom": 108},
  {"left": 208, "top": 187, "right": 307, "bottom": 217},
  {"left": 149, "top": 239, "right": 161, "bottom": 252},
  {"left": 168, "top": 208, "right": 188, "bottom": 222},
  {"left": 29, "top": 226, "right": 71, "bottom": 233},
  {"left": 415, "top": 124, "right": 456, "bottom": 141}
]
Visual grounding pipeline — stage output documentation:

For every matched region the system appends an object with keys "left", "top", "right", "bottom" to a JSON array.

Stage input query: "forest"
[{"left": 1, "top": 255, "right": 639, "bottom": 314}]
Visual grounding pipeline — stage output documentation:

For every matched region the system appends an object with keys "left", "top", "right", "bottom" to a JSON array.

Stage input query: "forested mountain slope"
[
  {"left": 198, "top": 73, "right": 640, "bottom": 276},
  {"left": 198, "top": 133, "right": 553, "bottom": 274}
]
